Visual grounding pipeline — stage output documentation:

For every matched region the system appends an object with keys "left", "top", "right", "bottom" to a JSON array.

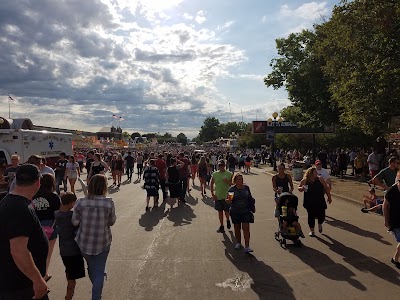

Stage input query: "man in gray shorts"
[{"left": 210, "top": 160, "right": 233, "bottom": 233}]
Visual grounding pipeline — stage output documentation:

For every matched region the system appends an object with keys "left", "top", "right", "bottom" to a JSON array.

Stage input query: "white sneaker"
[
  {"left": 234, "top": 243, "right": 241, "bottom": 250},
  {"left": 244, "top": 247, "right": 253, "bottom": 253}
]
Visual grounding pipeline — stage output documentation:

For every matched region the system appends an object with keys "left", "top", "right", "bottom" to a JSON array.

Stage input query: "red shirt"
[
  {"left": 155, "top": 158, "right": 167, "bottom": 179},
  {"left": 179, "top": 157, "right": 190, "bottom": 178}
]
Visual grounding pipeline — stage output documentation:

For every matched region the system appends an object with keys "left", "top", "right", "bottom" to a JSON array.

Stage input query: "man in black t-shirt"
[
  {"left": 55, "top": 152, "right": 68, "bottom": 194},
  {"left": 0, "top": 164, "right": 49, "bottom": 299},
  {"left": 384, "top": 169, "right": 400, "bottom": 269},
  {"left": 85, "top": 150, "right": 95, "bottom": 182},
  {"left": 125, "top": 151, "right": 135, "bottom": 181},
  {"left": 228, "top": 153, "right": 237, "bottom": 173}
]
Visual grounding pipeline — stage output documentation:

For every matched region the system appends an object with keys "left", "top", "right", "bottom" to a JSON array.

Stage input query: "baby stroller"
[{"left": 274, "top": 192, "right": 302, "bottom": 248}]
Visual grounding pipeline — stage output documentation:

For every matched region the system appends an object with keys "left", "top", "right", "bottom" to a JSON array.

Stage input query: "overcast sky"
[{"left": 0, "top": 0, "right": 338, "bottom": 137}]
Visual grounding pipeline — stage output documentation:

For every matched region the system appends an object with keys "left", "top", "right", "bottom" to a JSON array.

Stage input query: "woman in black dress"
[
  {"left": 166, "top": 158, "right": 185, "bottom": 208},
  {"left": 197, "top": 156, "right": 209, "bottom": 195},
  {"left": 32, "top": 174, "right": 61, "bottom": 281},
  {"left": 298, "top": 167, "right": 332, "bottom": 237},
  {"left": 88, "top": 153, "right": 109, "bottom": 181}
]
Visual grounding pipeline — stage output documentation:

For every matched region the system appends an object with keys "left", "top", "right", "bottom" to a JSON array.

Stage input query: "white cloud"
[
  {"left": 276, "top": 2, "right": 329, "bottom": 36},
  {"left": 195, "top": 10, "right": 206, "bottom": 24},
  {"left": 261, "top": 15, "right": 267, "bottom": 24},
  {"left": 0, "top": 0, "right": 246, "bottom": 136},
  {"left": 217, "top": 20, "right": 235, "bottom": 31},
  {"left": 280, "top": 2, "right": 328, "bottom": 21},
  {"left": 182, "top": 13, "right": 193, "bottom": 20}
]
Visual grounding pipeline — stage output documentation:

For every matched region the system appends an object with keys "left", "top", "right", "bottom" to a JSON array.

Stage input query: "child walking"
[{"left": 55, "top": 192, "right": 85, "bottom": 300}]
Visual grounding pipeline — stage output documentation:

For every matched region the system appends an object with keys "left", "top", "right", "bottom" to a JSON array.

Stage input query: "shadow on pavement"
[
  {"left": 288, "top": 244, "right": 366, "bottom": 291},
  {"left": 222, "top": 233, "right": 296, "bottom": 299},
  {"left": 316, "top": 234, "right": 400, "bottom": 286},
  {"left": 132, "top": 178, "right": 141, "bottom": 184},
  {"left": 108, "top": 186, "right": 120, "bottom": 194},
  {"left": 245, "top": 171, "right": 259, "bottom": 176},
  {"left": 121, "top": 179, "right": 131, "bottom": 185},
  {"left": 185, "top": 194, "right": 198, "bottom": 206},
  {"left": 201, "top": 195, "right": 215, "bottom": 208},
  {"left": 167, "top": 204, "right": 196, "bottom": 226},
  {"left": 138, "top": 202, "right": 168, "bottom": 231},
  {"left": 325, "top": 216, "right": 392, "bottom": 245}
]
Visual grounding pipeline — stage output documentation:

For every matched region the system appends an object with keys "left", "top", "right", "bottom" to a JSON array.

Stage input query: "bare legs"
[
  {"left": 234, "top": 223, "right": 250, "bottom": 247},
  {"left": 68, "top": 178, "right": 77, "bottom": 194},
  {"left": 45, "top": 238, "right": 57, "bottom": 279}
]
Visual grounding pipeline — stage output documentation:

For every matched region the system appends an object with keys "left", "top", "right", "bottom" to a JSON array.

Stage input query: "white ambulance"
[{"left": 0, "top": 117, "right": 73, "bottom": 195}]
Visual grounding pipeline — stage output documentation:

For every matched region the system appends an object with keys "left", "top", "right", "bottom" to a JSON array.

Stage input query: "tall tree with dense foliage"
[
  {"left": 264, "top": 29, "right": 339, "bottom": 128},
  {"left": 266, "top": 0, "right": 400, "bottom": 137},
  {"left": 176, "top": 133, "right": 188, "bottom": 145},
  {"left": 315, "top": 0, "right": 400, "bottom": 136},
  {"left": 198, "top": 117, "right": 222, "bottom": 142}
]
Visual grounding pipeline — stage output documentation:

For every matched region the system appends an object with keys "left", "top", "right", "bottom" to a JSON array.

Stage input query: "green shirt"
[
  {"left": 377, "top": 167, "right": 398, "bottom": 187},
  {"left": 212, "top": 170, "right": 232, "bottom": 200}
]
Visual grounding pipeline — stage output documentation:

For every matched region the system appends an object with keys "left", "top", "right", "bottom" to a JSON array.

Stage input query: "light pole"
[{"left": 268, "top": 112, "right": 282, "bottom": 171}]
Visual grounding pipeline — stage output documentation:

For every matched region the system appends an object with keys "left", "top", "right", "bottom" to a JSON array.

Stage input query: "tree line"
[
  {"left": 125, "top": 132, "right": 188, "bottom": 145},
  {"left": 264, "top": 0, "right": 400, "bottom": 138},
  {"left": 192, "top": 1, "right": 399, "bottom": 151}
]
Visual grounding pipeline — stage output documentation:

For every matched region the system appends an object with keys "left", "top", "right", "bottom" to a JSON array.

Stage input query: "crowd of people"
[{"left": 0, "top": 144, "right": 399, "bottom": 300}]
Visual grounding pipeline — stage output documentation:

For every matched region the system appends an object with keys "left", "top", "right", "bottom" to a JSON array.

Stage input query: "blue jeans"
[
  {"left": 126, "top": 165, "right": 134, "bottom": 179},
  {"left": 56, "top": 176, "right": 67, "bottom": 194},
  {"left": 82, "top": 246, "right": 110, "bottom": 300}
]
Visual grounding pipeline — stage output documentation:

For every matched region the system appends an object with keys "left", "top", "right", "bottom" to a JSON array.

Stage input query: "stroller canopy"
[{"left": 278, "top": 192, "right": 298, "bottom": 209}]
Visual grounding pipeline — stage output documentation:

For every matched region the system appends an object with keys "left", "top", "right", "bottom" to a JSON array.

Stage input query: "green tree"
[
  {"left": 199, "top": 117, "right": 222, "bottom": 142},
  {"left": 176, "top": 133, "right": 188, "bottom": 145},
  {"left": 264, "top": 29, "right": 339, "bottom": 128},
  {"left": 163, "top": 132, "right": 172, "bottom": 138},
  {"left": 130, "top": 132, "right": 141, "bottom": 139},
  {"left": 314, "top": 0, "right": 400, "bottom": 136},
  {"left": 220, "top": 122, "right": 243, "bottom": 138},
  {"left": 143, "top": 133, "right": 156, "bottom": 139}
]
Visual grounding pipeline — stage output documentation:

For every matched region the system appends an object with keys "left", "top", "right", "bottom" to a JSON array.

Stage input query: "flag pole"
[{"left": 7, "top": 94, "right": 12, "bottom": 118}]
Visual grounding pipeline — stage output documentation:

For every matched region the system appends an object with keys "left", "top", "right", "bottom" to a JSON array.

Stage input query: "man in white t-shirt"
[
  {"left": 315, "top": 160, "right": 332, "bottom": 190},
  {"left": 367, "top": 149, "right": 380, "bottom": 178}
]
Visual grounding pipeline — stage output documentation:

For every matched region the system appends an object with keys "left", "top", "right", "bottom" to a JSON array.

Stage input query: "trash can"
[{"left": 292, "top": 167, "right": 303, "bottom": 181}]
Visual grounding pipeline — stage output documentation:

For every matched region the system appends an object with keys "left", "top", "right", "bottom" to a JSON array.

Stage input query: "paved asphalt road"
[{"left": 47, "top": 168, "right": 400, "bottom": 299}]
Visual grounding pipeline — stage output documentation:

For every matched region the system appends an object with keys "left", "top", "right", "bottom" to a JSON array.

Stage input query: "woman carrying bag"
[
  {"left": 227, "top": 173, "right": 255, "bottom": 253},
  {"left": 298, "top": 167, "right": 332, "bottom": 237}
]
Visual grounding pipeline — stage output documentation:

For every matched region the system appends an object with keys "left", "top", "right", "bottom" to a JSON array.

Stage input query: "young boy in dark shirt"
[{"left": 55, "top": 192, "right": 85, "bottom": 300}]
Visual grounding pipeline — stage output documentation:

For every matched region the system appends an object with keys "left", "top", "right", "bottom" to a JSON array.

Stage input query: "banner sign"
[{"left": 252, "top": 121, "right": 335, "bottom": 134}]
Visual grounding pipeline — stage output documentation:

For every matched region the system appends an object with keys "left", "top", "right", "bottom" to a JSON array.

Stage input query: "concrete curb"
[{"left": 262, "top": 170, "right": 364, "bottom": 207}]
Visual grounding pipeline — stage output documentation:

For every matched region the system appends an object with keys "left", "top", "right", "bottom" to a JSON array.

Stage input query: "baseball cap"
[
  {"left": 315, "top": 160, "right": 321, "bottom": 165},
  {"left": 16, "top": 164, "right": 41, "bottom": 185},
  {"left": 218, "top": 159, "right": 225, "bottom": 166}
]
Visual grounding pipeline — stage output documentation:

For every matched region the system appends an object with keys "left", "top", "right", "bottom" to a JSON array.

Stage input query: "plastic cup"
[{"left": 227, "top": 192, "right": 234, "bottom": 201}]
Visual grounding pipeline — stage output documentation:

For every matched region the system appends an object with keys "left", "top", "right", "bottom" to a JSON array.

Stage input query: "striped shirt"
[{"left": 71, "top": 196, "right": 116, "bottom": 255}]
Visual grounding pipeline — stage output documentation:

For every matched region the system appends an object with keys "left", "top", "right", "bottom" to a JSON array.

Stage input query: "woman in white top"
[{"left": 65, "top": 155, "right": 80, "bottom": 194}]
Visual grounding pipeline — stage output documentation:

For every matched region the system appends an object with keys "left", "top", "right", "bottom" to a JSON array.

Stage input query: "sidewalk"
[{"left": 260, "top": 166, "right": 384, "bottom": 207}]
